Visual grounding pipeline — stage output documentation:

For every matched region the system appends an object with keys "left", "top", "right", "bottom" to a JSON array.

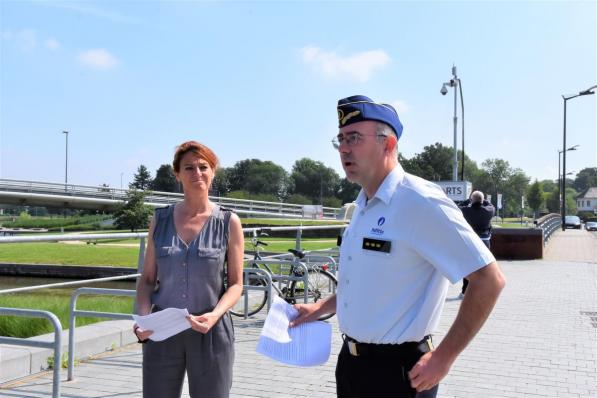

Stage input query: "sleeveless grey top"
[{"left": 151, "top": 204, "right": 231, "bottom": 314}]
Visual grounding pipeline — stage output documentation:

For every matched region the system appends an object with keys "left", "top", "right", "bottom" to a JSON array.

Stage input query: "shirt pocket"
[{"left": 196, "top": 247, "right": 223, "bottom": 276}]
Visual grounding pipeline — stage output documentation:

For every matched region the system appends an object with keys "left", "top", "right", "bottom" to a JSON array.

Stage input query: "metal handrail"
[
  {"left": 67, "top": 287, "right": 136, "bottom": 381},
  {"left": 535, "top": 213, "right": 562, "bottom": 245},
  {"left": 0, "top": 308, "right": 62, "bottom": 398}
]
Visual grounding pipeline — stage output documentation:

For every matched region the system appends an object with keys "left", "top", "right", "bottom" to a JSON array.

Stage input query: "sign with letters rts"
[{"left": 434, "top": 181, "right": 472, "bottom": 202}]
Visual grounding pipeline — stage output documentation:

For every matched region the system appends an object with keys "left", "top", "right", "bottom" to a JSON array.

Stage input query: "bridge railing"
[
  {"left": 535, "top": 213, "right": 562, "bottom": 245},
  {"left": 0, "top": 178, "right": 341, "bottom": 219}
]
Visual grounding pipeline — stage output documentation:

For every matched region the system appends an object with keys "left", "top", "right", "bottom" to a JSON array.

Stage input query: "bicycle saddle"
[{"left": 288, "top": 249, "right": 306, "bottom": 259}]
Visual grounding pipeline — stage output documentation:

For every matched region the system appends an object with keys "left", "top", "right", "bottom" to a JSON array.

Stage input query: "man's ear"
[{"left": 386, "top": 134, "right": 398, "bottom": 153}]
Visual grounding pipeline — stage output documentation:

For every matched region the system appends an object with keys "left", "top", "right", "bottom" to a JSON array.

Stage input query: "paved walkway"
[{"left": 2, "top": 232, "right": 596, "bottom": 397}]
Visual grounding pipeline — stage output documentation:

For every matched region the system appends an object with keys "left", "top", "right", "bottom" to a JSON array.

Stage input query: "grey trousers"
[{"left": 142, "top": 316, "right": 234, "bottom": 398}]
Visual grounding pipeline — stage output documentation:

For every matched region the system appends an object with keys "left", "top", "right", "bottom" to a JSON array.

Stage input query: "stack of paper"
[{"left": 256, "top": 296, "right": 332, "bottom": 366}]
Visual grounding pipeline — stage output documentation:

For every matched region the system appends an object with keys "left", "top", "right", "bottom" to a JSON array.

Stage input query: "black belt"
[{"left": 343, "top": 335, "right": 434, "bottom": 357}]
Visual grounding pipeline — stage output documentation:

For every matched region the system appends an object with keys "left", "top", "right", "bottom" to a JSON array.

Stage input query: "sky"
[{"left": 1, "top": 0, "right": 596, "bottom": 190}]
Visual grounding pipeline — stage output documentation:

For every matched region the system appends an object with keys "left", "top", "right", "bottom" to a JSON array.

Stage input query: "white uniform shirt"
[{"left": 337, "top": 164, "right": 495, "bottom": 344}]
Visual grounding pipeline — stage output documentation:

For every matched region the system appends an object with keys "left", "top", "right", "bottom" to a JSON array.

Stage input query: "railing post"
[
  {"left": 67, "top": 290, "right": 78, "bottom": 381},
  {"left": 295, "top": 227, "right": 302, "bottom": 251}
]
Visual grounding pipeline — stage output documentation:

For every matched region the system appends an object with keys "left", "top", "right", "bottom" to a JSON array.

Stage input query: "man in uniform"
[
  {"left": 458, "top": 190, "right": 495, "bottom": 297},
  {"left": 290, "top": 95, "right": 505, "bottom": 397}
]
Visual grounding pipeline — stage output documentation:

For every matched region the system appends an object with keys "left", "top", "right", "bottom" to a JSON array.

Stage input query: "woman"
[{"left": 134, "top": 140, "right": 244, "bottom": 398}]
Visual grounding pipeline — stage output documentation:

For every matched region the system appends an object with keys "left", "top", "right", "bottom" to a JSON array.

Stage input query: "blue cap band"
[{"left": 337, "top": 95, "right": 403, "bottom": 139}]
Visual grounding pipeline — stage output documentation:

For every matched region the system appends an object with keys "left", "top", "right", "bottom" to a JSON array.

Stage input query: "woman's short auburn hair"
[{"left": 172, "top": 141, "right": 219, "bottom": 173}]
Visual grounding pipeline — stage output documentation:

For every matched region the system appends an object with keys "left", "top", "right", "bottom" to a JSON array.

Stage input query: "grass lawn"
[
  {"left": 0, "top": 289, "right": 134, "bottom": 338},
  {"left": 0, "top": 243, "right": 139, "bottom": 267}
]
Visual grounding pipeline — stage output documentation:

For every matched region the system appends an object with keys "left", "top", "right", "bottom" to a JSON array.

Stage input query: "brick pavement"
[{"left": 2, "top": 232, "right": 596, "bottom": 398}]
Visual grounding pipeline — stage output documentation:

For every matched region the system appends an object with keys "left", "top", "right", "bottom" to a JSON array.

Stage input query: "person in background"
[
  {"left": 290, "top": 95, "right": 505, "bottom": 397},
  {"left": 458, "top": 190, "right": 495, "bottom": 297},
  {"left": 134, "top": 140, "right": 244, "bottom": 398}
]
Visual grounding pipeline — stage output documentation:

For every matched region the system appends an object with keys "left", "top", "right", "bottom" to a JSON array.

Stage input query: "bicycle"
[{"left": 229, "top": 230, "right": 337, "bottom": 321}]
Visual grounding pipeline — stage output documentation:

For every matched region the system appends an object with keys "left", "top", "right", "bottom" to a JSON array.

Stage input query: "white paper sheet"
[
  {"left": 132, "top": 307, "right": 190, "bottom": 341},
  {"left": 256, "top": 296, "right": 332, "bottom": 367}
]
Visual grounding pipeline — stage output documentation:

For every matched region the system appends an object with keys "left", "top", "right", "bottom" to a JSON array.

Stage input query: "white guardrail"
[{"left": 0, "top": 178, "right": 342, "bottom": 219}]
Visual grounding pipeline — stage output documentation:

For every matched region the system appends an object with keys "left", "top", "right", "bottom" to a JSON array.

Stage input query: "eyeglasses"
[{"left": 331, "top": 132, "right": 387, "bottom": 150}]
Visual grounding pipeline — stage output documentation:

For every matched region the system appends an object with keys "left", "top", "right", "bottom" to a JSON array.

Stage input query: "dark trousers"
[
  {"left": 142, "top": 315, "right": 234, "bottom": 398},
  {"left": 462, "top": 238, "right": 490, "bottom": 295},
  {"left": 335, "top": 339, "right": 439, "bottom": 398}
]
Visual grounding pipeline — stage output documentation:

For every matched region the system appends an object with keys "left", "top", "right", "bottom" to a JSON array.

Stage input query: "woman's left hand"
[{"left": 187, "top": 312, "right": 219, "bottom": 334}]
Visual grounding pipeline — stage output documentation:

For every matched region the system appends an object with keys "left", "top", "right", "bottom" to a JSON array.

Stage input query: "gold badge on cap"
[{"left": 340, "top": 110, "right": 360, "bottom": 126}]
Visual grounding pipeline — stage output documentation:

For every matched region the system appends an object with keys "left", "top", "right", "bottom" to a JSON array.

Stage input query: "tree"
[
  {"left": 227, "top": 159, "right": 289, "bottom": 199},
  {"left": 337, "top": 178, "right": 360, "bottom": 204},
  {"left": 526, "top": 180, "right": 543, "bottom": 218},
  {"left": 573, "top": 167, "right": 597, "bottom": 192},
  {"left": 130, "top": 165, "right": 153, "bottom": 190},
  {"left": 151, "top": 164, "right": 177, "bottom": 192},
  {"left": 114, "top": 190, "right": 153, "bottom": 231},
  {"left": 545, "top": 190, "right": 560, "bottom": 214},
  {"left": 289, "top": 158, "right": 340, "bottom": 204},
  {"left": 212, "top": 168, "right": 232, "bottom": 197}
]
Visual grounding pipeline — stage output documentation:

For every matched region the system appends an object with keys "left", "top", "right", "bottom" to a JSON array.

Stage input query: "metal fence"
[{"left": 535, "top": 213, "right": 562, "bottom": 245}]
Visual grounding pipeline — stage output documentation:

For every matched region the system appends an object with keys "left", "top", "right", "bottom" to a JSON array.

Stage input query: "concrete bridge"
[{"left": 0, "top": 178, "right": 341, "bottom": 219}]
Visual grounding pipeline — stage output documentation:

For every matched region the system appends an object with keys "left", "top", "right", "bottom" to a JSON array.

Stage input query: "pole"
[
  {"left": 452, "top": 67, "right": 458, "bottom": 181},
  {"left": 459, "top": 79, "right": 465, "bottom": 181},
  {"left": 557, "top": 150, "right": 561, "bottom": 213},
  {"left": 561, "top": 99, "right": 566, "bottom": 230}
]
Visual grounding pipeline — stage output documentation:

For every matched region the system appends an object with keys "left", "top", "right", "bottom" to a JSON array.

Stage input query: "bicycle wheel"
[
  {"left": 290, "top": 269, "right": 337, "bottom": 321},
  {"left": 229, "top": 278, "right": 268, "bottom": 317}
]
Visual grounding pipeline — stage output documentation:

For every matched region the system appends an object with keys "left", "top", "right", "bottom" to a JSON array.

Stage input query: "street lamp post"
[
  {"left": 558, "top": 145, "right": 578, "bottom": 213},
  {"left": 561, "top": 85, "right": 596, "bottom": 230},
  {"left": 441, "top": 65, "right": 465, "bottom": 181},
  {"left": 62, "top": 131, "right": 69, "bottom": 190},
  {"left": 120, "top": 172, "right": 124, "bottom": 190}
]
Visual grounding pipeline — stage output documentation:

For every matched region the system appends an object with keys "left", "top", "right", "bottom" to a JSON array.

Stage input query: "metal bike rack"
[
  {"left": 0, "top": 308, "right": 62, "bottom": 398},
  {"left": 247, "top": 259, "right": 309, "bottom": 303},
  {"left": 67, "top": 287, "right": 135, "bottom": 381},
  {"left": 238, "top": 268, "right": 273, "bottom": 319}
]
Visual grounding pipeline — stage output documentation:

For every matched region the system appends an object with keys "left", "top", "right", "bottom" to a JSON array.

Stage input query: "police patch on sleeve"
[{"left": 362, "top": 237, "right": 391, "bottom": 253}]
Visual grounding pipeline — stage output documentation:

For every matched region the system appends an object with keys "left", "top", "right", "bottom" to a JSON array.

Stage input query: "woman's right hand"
[{"left": 133, "top": 324, "right": 153, "bottom": 342}]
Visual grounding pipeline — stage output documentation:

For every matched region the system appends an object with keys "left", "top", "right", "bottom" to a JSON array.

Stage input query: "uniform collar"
[{"left": 355, "top": 164, "right": 405, "bottom": 206}]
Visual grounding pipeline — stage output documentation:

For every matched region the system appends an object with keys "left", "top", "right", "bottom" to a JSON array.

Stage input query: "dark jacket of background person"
[{"left": 459, "top": 199, "right": 495, "bottom": 241}]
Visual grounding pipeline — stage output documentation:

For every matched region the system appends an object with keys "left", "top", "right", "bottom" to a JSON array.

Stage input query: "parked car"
[
  {"left": 585, "top": 221, "right": 597, "bottom": 231},
  {"left": 564, "top": 215, "right": 582, "bottom": 229}
]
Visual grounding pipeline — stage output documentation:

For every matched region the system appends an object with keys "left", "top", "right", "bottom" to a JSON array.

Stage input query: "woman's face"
[{"left": 175, "top": 151, "right": 214, "bottom": 192}]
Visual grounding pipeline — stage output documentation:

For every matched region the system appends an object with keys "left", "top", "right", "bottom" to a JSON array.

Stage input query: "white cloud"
[
  {"left": 301, "top": 45, "right": 391, "bottom": 83},
  {"left": 45, "top": 38, "right": 60, "bottom": 50},
  {"left": 78, "top": 49, "right": 119, "bottom": 70}
]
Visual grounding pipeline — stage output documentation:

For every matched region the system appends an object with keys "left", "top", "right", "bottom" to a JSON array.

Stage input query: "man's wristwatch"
[{"left": 133, "top": 325, "right": 149, "bottom": 344}]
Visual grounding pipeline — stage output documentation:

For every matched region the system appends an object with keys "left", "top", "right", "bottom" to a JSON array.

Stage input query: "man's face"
[{"left": 336, "top": 120, "right": 387, "bottom": 186}]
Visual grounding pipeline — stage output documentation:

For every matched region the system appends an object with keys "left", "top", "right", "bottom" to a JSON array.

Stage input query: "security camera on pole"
[{"left": 436, "top": 65, "right": 471, "bottom": 204}]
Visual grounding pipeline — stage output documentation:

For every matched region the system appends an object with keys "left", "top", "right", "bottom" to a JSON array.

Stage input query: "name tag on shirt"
[{"left": 362, "top": 238, "right": 391, "bottom": 253}]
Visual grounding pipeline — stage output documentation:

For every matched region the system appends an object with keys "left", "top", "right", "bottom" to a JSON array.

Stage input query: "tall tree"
[
  {"left": 151, "top": 164, "right": 177, "bottom": 192},
  {"left": 526, "top": 180, "right": 543, "bottom": 218},
  {"left": 337, "top": 178, "right": 361, "bottom": 204},
  {"left": 129, "top": 165, "right": 153, "bottom": 190},
  {"left": 290, "top": 158, "right": 340, "bottom": 204},
  {"left": 226, "top": 159, "right": 289, "bottom": 199},
  {"left": 114, "top": 190, "right": 153, "bottom": 231},
  {"left": 212, "top": 167, "right": 232, "bottom": 197},
  {"left": 573, "top": 167, "right": 597, "bottom": 192}
]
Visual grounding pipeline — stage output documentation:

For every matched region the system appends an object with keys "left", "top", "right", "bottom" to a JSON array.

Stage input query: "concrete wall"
[{"left": 491, "top": 228, "right": 543, "bottom": 260}]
